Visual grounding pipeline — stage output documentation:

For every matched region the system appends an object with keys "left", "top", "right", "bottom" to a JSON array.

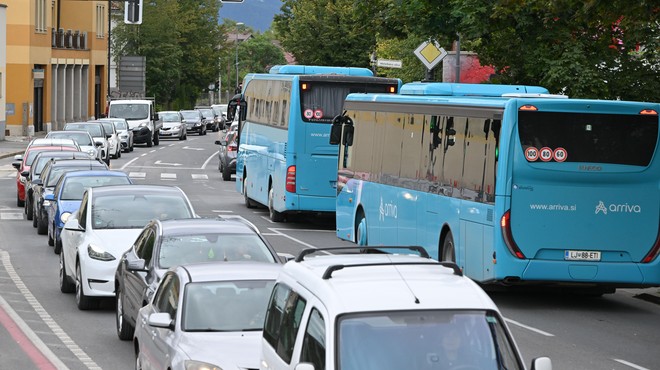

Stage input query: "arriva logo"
[
  {"left": 595, "top": 201, "right": 641, "bottom": 215},
  {"left": 379, "top": 197, "right": 397, "bottom": 221}
]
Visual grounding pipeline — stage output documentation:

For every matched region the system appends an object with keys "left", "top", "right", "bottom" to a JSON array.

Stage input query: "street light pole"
[{"left": 234, "top": 22, "right": 243, "bottom": 92}]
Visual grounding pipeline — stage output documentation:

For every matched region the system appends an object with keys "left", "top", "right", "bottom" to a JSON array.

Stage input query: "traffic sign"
[
  {"left": 414, "top": 40, "right": 447, "bottom": 70},
  {"left": 376, "top": 59, "right": 403, "bottom": 68},
  {"left": 539, "top": 147, "right": 553, "bottom": 162}
]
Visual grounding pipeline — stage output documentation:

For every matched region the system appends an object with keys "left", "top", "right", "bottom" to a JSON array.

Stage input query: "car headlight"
[
  {"left": 60, "top": 212, "right": 72, "bottom": 223},
  {"left": 120, "top": 133, "right": 128, "bottom": 139},
  {"left": 195, "top": 122, "right": 201, "bottom": 126},
  {"left": 43, "top": 200, "right": 51, "bottom": 207},
  {"left": 87, "top": 244, "right": 115, "bottom": 261},
  {"left": 184, "top": 360, "right": 223, "bottom": 370},
  {"left": 87, "top": 148, "right": 97, "bottom": 156}
]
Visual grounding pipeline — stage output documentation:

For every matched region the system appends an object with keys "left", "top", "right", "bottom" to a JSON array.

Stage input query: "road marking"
[
  {"left": 271, "top": 228, "right": 335, "bottom": 233},
  {"left": 211, "top": 210, "right": 234, "bottom": 213},
  {"left": 1, "top": 249, "right": 101, "bottom": 369},
  {"left": 182, "top": 146, "right": 205, "bottom": 151},
  {"left": 613, "top": 359, "right": 649, "bottom": 370},
  {"left": 201, "top": 151, "right": 219, "bottom": 170},
  {"left": 160, "top": 173, "right": 177, "bottom": 180},
  {"left": 154, "top": 160, "right": 182, "bottom": 166},
  {"left": 128, "top": 172, "right": 146, "bottom": 179},
  {"left": 1, "top": 212, "right": 24, "bottom": 220},
  {"left": 266, "top": 228, "right": 319, "bottom": 249},
  {"left": 504, "top": 318, "right": 554, "bottom": 336},
  {"left": 191, "top": 174, "right": 208, "bottom": 180},
  {"left": 120, "top": 157, "right": 139, "bottom": 170}
]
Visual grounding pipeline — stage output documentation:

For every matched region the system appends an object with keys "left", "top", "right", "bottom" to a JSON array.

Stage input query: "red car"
[{"left": 13, "top": 145, "right": 80, "bottom": 207}]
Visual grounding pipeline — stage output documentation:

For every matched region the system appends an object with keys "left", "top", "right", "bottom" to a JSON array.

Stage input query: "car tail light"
[
  {"left": 641, "top": 225, "right": 660, "bottom": 263},
  {"left": 286, "top": 166, "right": 296, "bottom": 193},
  {"left": 500, "top": 210, "right": 526, "bottom": 259},
  {"left": 227, "top": 145, "right": 237, "bottom": 152}
]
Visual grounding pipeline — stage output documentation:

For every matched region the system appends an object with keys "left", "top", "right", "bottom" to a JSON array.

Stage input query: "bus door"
[{"left": 509, "top": 107, "right": 659, "bottom": 277}]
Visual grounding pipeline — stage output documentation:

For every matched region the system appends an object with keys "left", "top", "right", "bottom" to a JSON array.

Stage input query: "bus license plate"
[{"left": 564, "top": 250, "right": 601, "bottom": 261}]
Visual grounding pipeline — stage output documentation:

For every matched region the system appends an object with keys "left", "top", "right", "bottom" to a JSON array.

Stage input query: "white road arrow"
[
  {"left": 182, "top": 146, "right": 205, "bottom": 151},
  {"left": 154, "top": 160, "right": 182, "bottom": 166}
]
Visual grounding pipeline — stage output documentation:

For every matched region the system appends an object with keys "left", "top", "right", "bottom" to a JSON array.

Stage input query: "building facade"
[
  {"left": 4, "top": 0, "right": 109, "bottom": 137},
  {"left": 1, "top": 3, "right": 7, "bottom": 139}
]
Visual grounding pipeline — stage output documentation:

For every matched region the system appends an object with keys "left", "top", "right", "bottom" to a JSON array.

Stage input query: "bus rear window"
[
  {"left": 518, "top": 111, "right": 658, "bottom": 166},
  {"left": 300, "top": 82, "right": 395, "bottom": 123}
]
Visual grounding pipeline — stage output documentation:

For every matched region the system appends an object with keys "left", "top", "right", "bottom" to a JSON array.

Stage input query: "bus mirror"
[
  {"left": 239, "top": 100, "right": 247, "bottom": 121},
  {"left": 343, "top": 125, "right": 354, "bottom": 146},
  {"left": 445, "top": 127, "right": 456, "bottom": 147},
  {"left": 330, "top": 116, "right": 343, "bottom": 145}
]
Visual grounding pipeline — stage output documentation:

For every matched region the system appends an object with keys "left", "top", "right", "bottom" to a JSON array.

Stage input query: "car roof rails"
[
  {"left": 295, "top": 246, "right": 430, "bottom": 262},
  {"left": 322, "top": 260, "right": 463, "bottom": 279}
]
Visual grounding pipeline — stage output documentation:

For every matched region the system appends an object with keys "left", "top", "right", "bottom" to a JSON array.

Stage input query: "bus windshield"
[{"left": 519, "top": 111, "right": 658, "bottom": 166}]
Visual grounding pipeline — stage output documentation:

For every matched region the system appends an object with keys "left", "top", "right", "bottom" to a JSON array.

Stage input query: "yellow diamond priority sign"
[{"left": 414, "top": 40, "right": 447, "bottom": 70}]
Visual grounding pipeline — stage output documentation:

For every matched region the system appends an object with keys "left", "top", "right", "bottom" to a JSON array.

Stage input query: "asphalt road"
[{"left": 0, "top": 132, "right": 658, "bottom": 369}]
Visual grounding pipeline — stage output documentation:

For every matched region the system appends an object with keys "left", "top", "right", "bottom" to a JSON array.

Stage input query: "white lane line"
[
  {"left": 161, "top": 173, "right": 177, "bottom": 180},
  {"left": 266, "top": 228, "right": 319, "bottom": 249},
  {"left": 1, "top": 250, "right": 101, "bottom": 369},
  {"left": 504, "top": 318, "right": 554, "bottom": 336},
  {"left": 613, "top": 359, "right": 649, "bottom": 370},
  {"left": 201, "top": 151, "right": 219, "bottom": 170},
  {"left": 211, "top": 210, "right": 234, "bottom": 213},
  {"left": 128, "top": 172, "right": 146, "bottom": 179},
  {"left": 0, "top": 212, "right": 24, "bottom": 220},
  {"left": 120, "top": 157, "right": 139, "bottom": 170},
  {"left": 192, "top": 174, "right": 208, "bottom": 180},
  {"left": 260, "top": 216, "right": 275, "bottom": 224},
  {"left": 271, "top": 228, "right": 334, "bottom": 233}
]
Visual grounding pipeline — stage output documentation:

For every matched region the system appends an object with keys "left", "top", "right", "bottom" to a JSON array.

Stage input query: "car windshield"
[
  {"left": 183, "top": 280, "right": 275, "bottom": 332},
  {"left": 47, "top": 166, "right": 103, "bottom": 187},
  {"left": 160, "top": 112, "right": 181, "bottom": 122},
  {"left": 109, "top": 104, "right": 150, "bottom": 120},
  {"left": 338, "top": 310, "right": 523, "bottom": 370},
  {"left": 158, "top": 233, "right": 276, "bottom": 268},
  {"left": 48, "top": 132, "right": 94, "bottom": 146},
  {"left": 199, "top": 109, "right": 214, "bottom": 118},
  {"left": 212, "top": 106, "right": 226, "bottom": 116},
  {"left": 100, "top": 122, "right": 115, "bottom": 135},
  {"left": 91, "top": 194, "right": 192, "bottom": 229},
  {"left": 61, "top": 176, "right": 131, "bottom": 200},
  {"left": 113, "top": 121, "right": 128, "bottom": 131},
  {"left": 66, "top": 124, "right": 103, "bottom": 138},
  {"left": 26, "top": 149, "right": 64, "bottom": 166},
  {"left": 180, "top": 111, "right": 200, "bottom": 120}
]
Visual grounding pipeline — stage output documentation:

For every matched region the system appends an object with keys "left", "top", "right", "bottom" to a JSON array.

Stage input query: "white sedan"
[
  {"left": 134, "top": 262, "right": 281, "bottom": 370},
  {"left": 59, "top": 184, "right": 196, "bottom": 310}
]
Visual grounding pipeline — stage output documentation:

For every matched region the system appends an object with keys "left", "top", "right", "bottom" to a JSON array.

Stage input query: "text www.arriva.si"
[{"left": 529, "top": 204, "right": 577, "bottom": 211}]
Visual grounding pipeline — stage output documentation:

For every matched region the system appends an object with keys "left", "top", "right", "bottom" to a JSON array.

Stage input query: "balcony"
[{"left": 51, "top": 28, "right": 87, "bottom": 50}]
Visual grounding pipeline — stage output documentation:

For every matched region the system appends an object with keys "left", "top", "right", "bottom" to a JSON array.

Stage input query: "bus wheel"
[
  {"left": 243, "top": 177, "right": 257, "bottom": 209},
  {"left": 268, "top": 188, "right": 285, "bottom": 222},
  {"left": 441, "top": 231, "right": 456, "bottom": 262},
  {"left": 356, "top": 215, "right": 368, "bottom": 246}
]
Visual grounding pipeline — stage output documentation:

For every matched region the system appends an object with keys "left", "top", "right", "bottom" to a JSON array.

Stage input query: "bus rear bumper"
[
  {"left": 286, "top": 194, "right": 336, "bottom": 213},
  {"left": 520, "top": 260, "right": 660, "bottom": 286}
]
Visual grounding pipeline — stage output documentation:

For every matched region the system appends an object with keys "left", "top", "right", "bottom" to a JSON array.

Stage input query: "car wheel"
[
  {"left": 183, "top": 132, "right": 187, "bottom": 140},
  {"left": 26, "top": 196, "right": 34, "bottom": 220},
  {"left": 116, "top": 287, "right": 135, "bottom": 340},
  {"left": 178, "top": 132, "right": 185, "bottom": 141},
  {"left": 130, "top": 141, "right": 134, "bottom": 152},
  {"left": 48, "top": 230, "right": 54, "bottom": 246},
  {"left": 75, "top": 263, "right": 95, "bottom": 310},
  {"left": 222, "top": 163, "right": 232, "bottom": 181},
  {"left": 37, "top": 210, "right": 48, "bottom": 235},
  {"left": 441, "top": 230, "right": 456, "bottom": 262},
  {"left": 146, "top": 135, "right": 153, "bottom": 147},
  {"left": 59, "top": 253, "right": 75, "bottom": 293},
  {"left": 268, "top": 188, "right": 285, "bottom": 222},
  {"left": 356, "top": 213, "right": 368, "bottom": 246},
  {"left": 135, "top": 348, "right": 144, "bottom": 370},
  {"left": 17, "top": 193, "right": 24, "bottom": 208},
  {"left": 32, "top": 206, "right": 38, "bottom": 228},
  {"left": 54, "top": 233, "right": 63, "bottom": 254},
  {"left": 243, "top": 176, "right": 256, "bottom": 209},
  {"left": 117, "top": 148, "right": 121, "bottom": 159},
  {"left": 153, "top": 132, "right": 159, "bottom": 146}
]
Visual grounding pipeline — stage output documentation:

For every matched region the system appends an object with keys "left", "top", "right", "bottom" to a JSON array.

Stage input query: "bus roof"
[
  {"left": 268, "top": 65, "right": 374, "bottom": 77},
  {"left": 400, "top": 82, "right": 548, "bottom": 97}
]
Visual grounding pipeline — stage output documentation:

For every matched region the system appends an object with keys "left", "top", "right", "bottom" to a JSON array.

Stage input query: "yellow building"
[{"left": 4, "top": 0, "right": 109, "bottom": 137}]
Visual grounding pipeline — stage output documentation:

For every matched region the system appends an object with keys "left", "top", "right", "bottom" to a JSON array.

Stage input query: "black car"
[
  {"left": 32, "top": 158, "right": 108, "bottom": 234},
  {"left": 180, "top": 109, "right": 207, "bottom": 135},
  {"left": 195, "top": 106, "right": 220, "bottom": 132},
  {"left": 24, "top": 151, "right": 93, "bottom": 221},
  {"left": 215, "top": 130, "right": 237, "bottom": 181},
  {"left": 113, "top": 217, "right": 284, "bottom": 340}
]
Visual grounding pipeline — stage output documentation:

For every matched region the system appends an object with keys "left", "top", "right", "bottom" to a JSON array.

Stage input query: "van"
[{"left": 261, "top": 247, "right": 552, "bottom": 370}]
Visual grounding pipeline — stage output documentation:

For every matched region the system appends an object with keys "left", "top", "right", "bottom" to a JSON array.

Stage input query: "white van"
[{"left": 261, "top": 247, "right": 552, "bottom": 370}]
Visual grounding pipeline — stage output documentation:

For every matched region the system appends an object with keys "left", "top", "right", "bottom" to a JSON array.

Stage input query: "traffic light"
[{"left": 124, "top": 0, "right": 143, "bottom": 25}]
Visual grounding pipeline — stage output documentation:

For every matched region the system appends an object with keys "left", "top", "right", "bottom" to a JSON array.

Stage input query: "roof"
[
  {"left": 33, "top": 151, "right": 91, "bottom": 160},
  {"left": 90, "top": 184, "right": 183, "bottom": 197},
  {"left": 281, "top": 253, "right": 496, "bottom": 315},
  {"left": 60, "top": 170, "right": 129, "bottom": 179},
  {"left": 157, "top": 218, "right": 260, "bottom": 236},
  {"left": 29, "top": 138, "right": 78, "bottom": 147},
  {"left": 46, "top": 158, "right": 107, "bottom": 168},
  {"left": 179, "top": 262, "right": 282, "bottom": 283}
]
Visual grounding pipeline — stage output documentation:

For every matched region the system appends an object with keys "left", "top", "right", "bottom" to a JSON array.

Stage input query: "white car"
[
  {"left": 134, "top": 262, "right": 282, "bottom": 370},
  {"left": 93, "top": 120, "right": 122, "bottom": 159},
  {"left": 45, "top": 130, "right": 104, "bottom": 162},
  {"left": 260, "top": 247, "right": 553, "bottom": 370},
  {"left": 59, "top": 184, "right": 196, "bottom": 310},
  {"left": 99, "top": 117, "right": 134, "bottom": 153},
  {"left": 63, "top": 122, "right": 111, "bottom": 165}
]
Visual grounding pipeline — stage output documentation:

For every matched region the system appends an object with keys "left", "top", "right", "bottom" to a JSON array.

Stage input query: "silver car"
[
  {"left": 158, "top": 111, "right": 187, "bottom": 140},
  {"left": 99, "top": 118, "right": 134, "bottom": 153},
  {"left": 45, "top": 130, "right": 103, "bottom": 162},
  {"left": 134, "top": 262, "right": 281, "bottom": 370},
  {"left": 92, "top": 120, "right": 122, "bottom": 159}
]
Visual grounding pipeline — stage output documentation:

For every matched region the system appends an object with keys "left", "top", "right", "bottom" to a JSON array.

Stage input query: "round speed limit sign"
[
  {"left": 304, "top": 109, "right": 314, "bottom": 119},
  {"left": 553, "top": 147, "right": 567, "bottom": 162},
  {"left": 524, "top": 147, "right": 539, "bottom": 161},
  {"left": 539, "top": 147, "right": 553, "bottom": 162}
]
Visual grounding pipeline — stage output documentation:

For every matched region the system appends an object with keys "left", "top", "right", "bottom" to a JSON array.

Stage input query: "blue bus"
[
  {"left": 331, "top": 82, "right": 660, "bottom": 291},
  {"left": 232, "top": 65, "right": 401, "bottom": 222}
]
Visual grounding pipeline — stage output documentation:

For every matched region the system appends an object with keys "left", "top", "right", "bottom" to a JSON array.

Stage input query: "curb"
[{"left": 0, "top": 151, "right": 24, "bottom": 160}]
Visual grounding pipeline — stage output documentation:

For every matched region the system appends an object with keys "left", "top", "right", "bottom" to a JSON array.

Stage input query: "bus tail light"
[
  {"left": 286, "top": 166, "right": 296, "bottom": 193},
  {"left": 500, "top": 210, "right": 526, "bottom": 259},
  {"left": 641, "top": 226, "right": 660, "bottom": 263},
  {"left": 639, "top": 109, "right": 658, "bottom": 115},
  {"left": 519, "top": 105, "right": 538, "bottom": 111},
  {"left": 301, "top": 83, "right": 309, "bottom": 91},
  {"left": 388, "top": 85, "right": 397, "bottom": 93}
]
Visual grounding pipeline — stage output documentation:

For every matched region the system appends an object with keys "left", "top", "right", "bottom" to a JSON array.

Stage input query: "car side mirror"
[
  {"left": 214, "top": 140, "right": 221, "bottom": 145},
  {"left": 294, "top": 363, "right": 315, "bottom": 370},
  {"left": 64, "top": 218, "right": 83, "bottom": 231},
  {"left": 32, "top": 179, "right": 43, "bottom": 186},
  {"left": 44, "top": 193, "right": 55, "bottom": 201},
  {"left": 127, "top": 258, "right": 147, "bottom": 272},
  {"left": 21, "top": 170, "right": 29, "bottom": 177},
  {"left": 12, "top": 161, "right": 21, "bottom": 170},
  {"left": 277, "top": 252, "right": 295, "bottom": 263},
  {"left": 531, "top": 357, "right": 552, "bottom": 370},
  {"left": 95, "top": 142, "right": 103, "bottom": 147},
  {"left": 148, "top": 312, "right": 174, "bottom": 330}
]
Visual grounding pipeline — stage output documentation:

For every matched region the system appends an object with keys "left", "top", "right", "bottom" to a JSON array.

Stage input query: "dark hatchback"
[
  {"left": 215, "top": 129, "right": 237, "bottom": 181},
  {"left": 113, "top": 217, "right": 284, "bottom": 340}
]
